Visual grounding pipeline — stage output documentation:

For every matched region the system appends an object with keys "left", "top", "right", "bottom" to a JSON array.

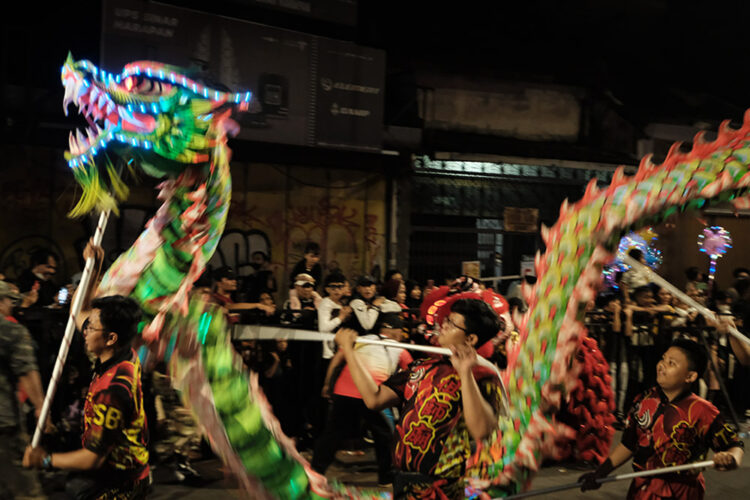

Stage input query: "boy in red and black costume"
[
  {"left": 335, "top": 298, "right": 507, "bottom": 499},
  {"left": 580, "top": 338, "right": 744, "bottom": 499},
  {"left": 24, "top": 241, "right": 149, "bottom": 499}
]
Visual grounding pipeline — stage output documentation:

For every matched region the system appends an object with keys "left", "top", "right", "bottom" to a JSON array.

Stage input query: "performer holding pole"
[
  {"left": 504, "top": 460, "right": 716, "bottom": 499},
  {"left": 234, "top": 324, "right": 454, "bottom": 356},
  {"left": 334, "top": 298, "right": 507, "bottom": 499},
  {"left": 30, "top": 209, "right": 110, "bottom": 448},
  {"left": 23, "top": 235, "right": 151, "bottom": 499},
  {"left": 578, "top": 337, "right": 743, "bottom": 498}
]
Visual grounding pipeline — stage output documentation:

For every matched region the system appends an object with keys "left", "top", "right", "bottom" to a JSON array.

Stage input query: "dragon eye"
[{"left": 123, "top": 76, "right": 163, "bottom": 95}]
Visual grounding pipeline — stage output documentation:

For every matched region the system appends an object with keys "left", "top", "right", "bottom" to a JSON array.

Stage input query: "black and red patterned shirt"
[
  {"left": 382, "top": 356, "right": 504, "bottom": 480},
  {"left": 82, "top": 349, "right": 149, "bottom": 482},
  {"left": 621, "top": 386, "right": 742, "bottom": 499}
]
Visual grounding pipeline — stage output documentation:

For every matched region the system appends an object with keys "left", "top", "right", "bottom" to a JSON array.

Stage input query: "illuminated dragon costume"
[{"left": 60, "top": 53, "right": 750, "bottom": 498}]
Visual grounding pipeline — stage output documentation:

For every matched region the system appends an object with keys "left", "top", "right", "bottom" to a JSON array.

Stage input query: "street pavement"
[{"left": 146, "top": 436, "right": 750, "bottom": 499}]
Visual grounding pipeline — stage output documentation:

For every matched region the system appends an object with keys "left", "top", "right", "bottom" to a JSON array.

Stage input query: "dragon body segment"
[
  {"left": 60, "top": 54, "right": 750, "bottom": 498},
  {"left": 475, "top": 117, "right": 750, "bottom": 494},
  {"left": 60, "top": 55, "right": 328, "bottom": 499}
]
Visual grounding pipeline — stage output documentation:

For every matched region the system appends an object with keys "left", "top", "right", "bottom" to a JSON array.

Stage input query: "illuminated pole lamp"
[
  {"left": 602, "top": 227, "right": 662, "bottom": 289},
  {"left": 697, "top": 225, "right": 732, "bottom": 290}
]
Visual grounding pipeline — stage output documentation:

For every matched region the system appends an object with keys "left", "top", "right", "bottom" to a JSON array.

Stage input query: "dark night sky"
[{"left": 5, "top": 1, "right": 750, "bottom": 133}]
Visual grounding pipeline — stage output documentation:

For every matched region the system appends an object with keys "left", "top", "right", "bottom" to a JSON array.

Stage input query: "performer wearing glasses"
[
  {"left": 23, "top": 242, "right": 149, "bottom": 499},
  {"left": 334, "top": 298, "right": 506, "bottom": 499}
]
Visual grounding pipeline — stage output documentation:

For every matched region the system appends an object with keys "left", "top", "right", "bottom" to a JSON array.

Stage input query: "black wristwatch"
[{"left": 42, "top": 454, "right": 53, "bottom": 470}]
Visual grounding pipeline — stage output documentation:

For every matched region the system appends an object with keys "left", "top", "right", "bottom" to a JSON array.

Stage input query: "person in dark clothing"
[
  {"left": 242, "top": 251, "right": 277, "bottom": 301},
  {"left": 289, "top": 242, "right": 322, "bottom": 290},
  {"left": 17, "top": 249, "right": 60, "bottom": 308},
  {"left": 211, "top": 266, "right": 275, "bottom": 324},
  {"left": 384, "top": 269, "right": 403, "bottom": 284},
  {"left": 260, "top": 338, "right": 298, "bottom": 437},
  {"left": 16, "top": 251, "right": 70, "bottom": 403},
  {"left": 404, "top": 280, "right": 422, "bottom": 310},
  {"left": 0, "top": 282, "right": 46, "bottom": 499}
]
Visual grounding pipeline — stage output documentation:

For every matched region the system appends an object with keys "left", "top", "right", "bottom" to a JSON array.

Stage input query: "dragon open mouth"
[
  {"left": 61, "top": 56, "right": 255, "bottom": 169},
  {"left": 63, "top": 76, "right": 118, "bottom": 156},
  {"left": 62, "top": 72, "right": 157, "bottom": 161}
]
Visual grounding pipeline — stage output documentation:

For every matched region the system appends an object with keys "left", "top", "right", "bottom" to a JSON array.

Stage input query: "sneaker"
[
  {"left": 378, "top": 472, "right": 394, "bottom": 488},
  {"left": 342, "top": 449, "right": 365, "bottom": 456},
  {"left": 363, "top": 430, "right": 374, "bottom": 444},
  {"left": 171, "top": 460, "right": 202, "bottom": 485}
]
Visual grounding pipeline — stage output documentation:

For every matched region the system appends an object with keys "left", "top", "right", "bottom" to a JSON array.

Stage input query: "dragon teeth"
[
  {"left": 98, "top": 94, "right": 107, "bottom": 110},
  {"left": 74, "top": 79, "right": 84, "bottom": 105},
  {"left": 76, "top": 129, "right": 87, "bottom": 148},
  {"left": 69, "top": 132, "right": 78, "bottom": 154},
  {"left": 63, "top": 80, "right": 74, "bottom": 116}
]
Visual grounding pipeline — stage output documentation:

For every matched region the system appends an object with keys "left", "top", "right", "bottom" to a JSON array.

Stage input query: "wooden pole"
[{"left": 32, "top": 209, "right": 110, "bottom": 447}]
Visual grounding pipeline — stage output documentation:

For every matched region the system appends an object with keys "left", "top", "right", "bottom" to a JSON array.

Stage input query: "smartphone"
[{"left": 58, "top": 287, "right": 69, "bottom": 305}]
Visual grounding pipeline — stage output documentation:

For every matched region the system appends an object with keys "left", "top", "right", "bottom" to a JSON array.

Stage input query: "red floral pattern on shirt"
[
  {"left": 383, "top": 357, "right": 504, "bottom": 479},
  {"left": 621, "top": 386, "right": 742, "bottom": 498}
]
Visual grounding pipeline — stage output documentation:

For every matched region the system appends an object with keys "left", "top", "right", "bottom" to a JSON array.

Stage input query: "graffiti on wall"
[
  {"left": 208, "top": 229, "right": 272, "bottom": 277},
  {"left": 228, "top": 193, "right": 385, "bottom": 287},
  {"left": 0, "top": 154, "right": 386, "bottom": 298}
]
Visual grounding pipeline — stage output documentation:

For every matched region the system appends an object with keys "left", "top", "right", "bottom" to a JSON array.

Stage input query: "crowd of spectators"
[
  {"left": 220, "top": 243, "right": 517, "bottom": 485},
  {"left": 218, "top": 249, "right": 546, "bottom": 493},
  {"left": 5, "top": 237, "right": 749, "bottom": 495},
  {"left": 228, "top": 259, "right": 432, "bottom": 461},
  {"left": 585, "top": 250, "right": 750, "bottom": 429}
]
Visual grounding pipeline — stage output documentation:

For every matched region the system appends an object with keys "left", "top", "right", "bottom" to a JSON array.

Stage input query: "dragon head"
[{"left": 61, "top": 54, "right": 249, "bottom": 215}]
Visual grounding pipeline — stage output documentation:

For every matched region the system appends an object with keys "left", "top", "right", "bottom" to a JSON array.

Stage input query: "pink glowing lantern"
[{"left": 698, "top": 225, "right": 732, "bottom": 287}]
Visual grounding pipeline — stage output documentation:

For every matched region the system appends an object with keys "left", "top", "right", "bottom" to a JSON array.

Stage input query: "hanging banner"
[
  {"left": 462, "top": 260, "right": 481, "bottom": 279},
  {"left": 101, "top": 0, "right": 383, "bottom": 151},
  {"left": 503, "top": 207, "right": 539, "bottom": 232},
  {"left": 314, "top": 37, "right": 385, "bottom": 151}
]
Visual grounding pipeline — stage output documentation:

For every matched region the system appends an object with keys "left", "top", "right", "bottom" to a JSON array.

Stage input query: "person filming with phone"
[{"left": 17, "top": 249, "right": 60, "bottom": 308}]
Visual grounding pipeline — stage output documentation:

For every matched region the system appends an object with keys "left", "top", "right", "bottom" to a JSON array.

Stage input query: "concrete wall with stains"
[
  {"left": 0, "top": 146, "right": 387, "bottom": 302},
  {"left": 211, "top": 162, "right": 387, "bottom": 298}
]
